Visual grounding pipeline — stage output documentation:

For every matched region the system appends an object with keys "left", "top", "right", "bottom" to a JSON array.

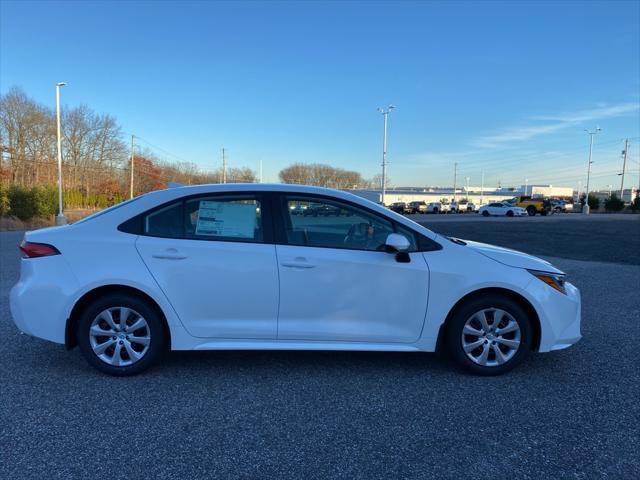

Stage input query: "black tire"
[
  {"left": 433, "top": 208, "right": 439, "bottom": 214},
  {"left": 526, "top": 206, "right": 536, "bottom": 216},
  {"left": 445, "top": 294, "right": 532, "bottom": 376},
  {"left": 77, "top": 293, "right": 166, "bottom": 376},
  {"left": 506, "top": 210, "right": 514, "bottom": 217},
  {"left": 482, "top": 210, "right": 489, "bottom": 217}
]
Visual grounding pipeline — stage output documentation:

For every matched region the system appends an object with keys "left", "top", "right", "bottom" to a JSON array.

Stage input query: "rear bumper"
[{"left": 10, "top": 256, "right": 79, "bottom": 344}]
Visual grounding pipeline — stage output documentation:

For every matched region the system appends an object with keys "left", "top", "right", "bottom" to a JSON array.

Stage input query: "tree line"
[{"left": 0, "top": 87, "right": 258, "bottom": 209}]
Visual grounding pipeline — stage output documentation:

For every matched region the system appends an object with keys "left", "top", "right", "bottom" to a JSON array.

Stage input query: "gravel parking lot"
[{"left": 1, "top": 216, "right": 639, "bottom": 479}]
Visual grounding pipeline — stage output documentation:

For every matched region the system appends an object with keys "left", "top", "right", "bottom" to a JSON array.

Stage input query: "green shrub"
[
  {"left": 579, "top": 193, "right": 600, "bottom": 210},
  {"left": 604, "top": 193, "right": 625, "bottom": 212},
  {"left": 32, "top": 185, "right": 58, "bottom": 217},
  {"left": 0, "top": 184, "right": 9, "bottom": 216},
  {"left": 8, "top": 185, "right": 38, "bottom": 220}
]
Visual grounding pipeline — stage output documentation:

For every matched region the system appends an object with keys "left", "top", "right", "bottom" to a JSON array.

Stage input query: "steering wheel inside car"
[{"left": 343, "top": 222, "right": 386, "bottom": 250}]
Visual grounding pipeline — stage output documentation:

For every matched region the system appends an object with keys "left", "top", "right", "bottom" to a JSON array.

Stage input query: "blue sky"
[{"left": 1, "top": 0, "right": 639, "bottom": 189}]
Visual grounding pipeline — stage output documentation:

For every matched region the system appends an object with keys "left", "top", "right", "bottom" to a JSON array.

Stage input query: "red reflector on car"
[{"left": 19, "top": 240, "right": 61, "bottom": 258}]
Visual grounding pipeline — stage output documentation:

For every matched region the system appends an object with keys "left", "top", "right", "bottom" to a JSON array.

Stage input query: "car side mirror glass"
[{"left": 385, "top": 233, "right": 410, "bottom": 253}]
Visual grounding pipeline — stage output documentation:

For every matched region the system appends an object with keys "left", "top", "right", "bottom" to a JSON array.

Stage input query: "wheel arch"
[
  {"left": 65, "top": 284, "right": 171, "bottom": 351},
  {"left": 435, "top": 287, "right": 541, "bottom": 353}
]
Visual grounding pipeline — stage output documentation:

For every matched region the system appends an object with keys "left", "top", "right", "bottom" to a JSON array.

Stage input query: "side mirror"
[
  {"left": 385, "top": 233, "right": 411, "bottom": 263},
  {"left": 385, "top": 233, "right": 410, "bottom": 252}
]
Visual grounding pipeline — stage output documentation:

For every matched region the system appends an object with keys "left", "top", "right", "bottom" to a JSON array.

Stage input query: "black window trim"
[
  {"left": 273, "top": 192, "right": 441, "bottom": 253},
  {"left": 118, "top": 191, "right": 274, "bottom": 245}
]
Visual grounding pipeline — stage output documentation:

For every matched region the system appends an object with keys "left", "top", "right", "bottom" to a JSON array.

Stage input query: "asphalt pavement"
[{"left": 1, "top": 219, "right": 639, "bottom": 479}]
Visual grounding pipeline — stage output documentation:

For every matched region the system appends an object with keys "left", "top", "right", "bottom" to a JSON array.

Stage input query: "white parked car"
[
  {"left": 425, "top": 202, "right": 443, "bottom": 213},
  {"left": 478, "top": 202, "right": 527, "bottom": 217},
  {"left": 11, "top": 184, "right": 581, "bottom": 376}
]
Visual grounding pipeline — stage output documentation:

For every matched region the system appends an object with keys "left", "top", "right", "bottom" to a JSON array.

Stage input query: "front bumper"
[{"left": 528, "top": 279, "right": 582, "bottom": 352}]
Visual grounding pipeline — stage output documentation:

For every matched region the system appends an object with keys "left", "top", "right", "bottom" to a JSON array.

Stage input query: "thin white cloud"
[{"left": 473, "top": 102, "right": 639, "bottom": 148}]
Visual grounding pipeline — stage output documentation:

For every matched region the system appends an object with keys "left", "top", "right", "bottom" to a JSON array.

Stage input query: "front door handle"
[
  {"left": 280, "top": 257, "right": 316, "bottom": 269},
  {"left": 152, "top": 248, "right": 187, "bottom": 260}
]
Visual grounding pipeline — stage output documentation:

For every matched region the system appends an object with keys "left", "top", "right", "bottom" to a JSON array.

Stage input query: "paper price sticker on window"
[{"left": 195, "top": 201, "right": 257, "bottom": 238}]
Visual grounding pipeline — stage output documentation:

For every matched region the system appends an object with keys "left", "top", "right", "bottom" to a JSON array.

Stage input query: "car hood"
[{"left": 462, "top": 239, "right": 564, "bottom": 274}]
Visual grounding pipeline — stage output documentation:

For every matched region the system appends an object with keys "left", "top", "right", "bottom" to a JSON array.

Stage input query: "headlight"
[{"left": 528, "top": 270, "right": 567, "bottom": 295}]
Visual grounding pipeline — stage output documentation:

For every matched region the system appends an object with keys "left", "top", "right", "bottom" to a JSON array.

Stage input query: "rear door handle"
[{"left": 152, "top": 248, "right": 187, "bottom": 260}]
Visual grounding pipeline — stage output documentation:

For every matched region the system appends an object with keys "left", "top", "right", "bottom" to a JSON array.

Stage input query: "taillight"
[{"left": 19, "top": 240, "right": 61, "bottom": 258}]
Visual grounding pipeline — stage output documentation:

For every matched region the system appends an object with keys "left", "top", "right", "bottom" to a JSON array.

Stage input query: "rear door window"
[{"left": 184, "top": 196, "right": 263, "bottom": 242}]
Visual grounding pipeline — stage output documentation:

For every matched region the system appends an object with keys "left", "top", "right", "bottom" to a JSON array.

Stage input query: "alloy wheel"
[
  {"left": 89, "top": 307, "right": 151, "bottom": 367},
  {"left": 461, "top": 308, "right": 521, "bottom": 367}
]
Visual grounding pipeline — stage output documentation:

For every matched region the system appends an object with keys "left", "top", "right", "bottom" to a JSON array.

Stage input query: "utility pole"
[
  {"left": 55, "top": 82, "right": 67, "bottom": 226},
  {"left": 465, "top": 176, "right": 470, "bottom": 201},
  {"left": 222, "top": 148, "right": 227, "bottom": 184},
  {"left": 259, "top": 159, "right": 263, "bottom": 183},
  {"left": 619, "top": 139, "right": 629, "bottom": 200},
  {"left": 583, "top": 127, "right": 601, "bottom": 214},
  {"left": 524, "top": 178, "right": 528, "bottom": 196},
  {"left": 480, "top": 170, "right": 484, "bottom": 205},
  {"left": 452, "top": 162, "right": 457, "bottom": 202},
  {"left": 377, "top": 105, "right": 394, "bottom": 205},
  {"left": 130, "top": 135, "right": 135, "bottom": 199}
]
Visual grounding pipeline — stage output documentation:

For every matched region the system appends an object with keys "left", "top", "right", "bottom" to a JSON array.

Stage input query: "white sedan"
[
  {"left": 478, "top": 202, "right": 527, "bottom": 217},
  {"left": 10, "top": 184, "right": 581, "bottom": 376}
]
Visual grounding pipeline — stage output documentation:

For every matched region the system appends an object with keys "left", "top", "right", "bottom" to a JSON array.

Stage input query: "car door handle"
[
  {"left": 280, "top": 259, "right": 316, "bottom": 269},
  {"left": 152, "top": 248, "right": 187, "bottom": 260}
]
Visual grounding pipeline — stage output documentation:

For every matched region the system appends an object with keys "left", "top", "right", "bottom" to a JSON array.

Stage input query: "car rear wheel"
[
  {"left": 506, "top": 210, "right": 514, "bottom": 217},
  {"left": 77, "top": 293, "right": 166, "bottom": 376},
  {"left": 526, "top": 206, "right": 536, "bottom": 216},
  {"left": 482, "top": 210, "right": 489, "bottom": 217},
  {"left": 445, "top": 295, "right": 532, "bottom": 375}
]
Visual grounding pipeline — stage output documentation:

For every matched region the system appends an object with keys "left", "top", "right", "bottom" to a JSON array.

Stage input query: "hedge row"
[{"left": 0, "top": 184, "right": 125, "bottom": 220}]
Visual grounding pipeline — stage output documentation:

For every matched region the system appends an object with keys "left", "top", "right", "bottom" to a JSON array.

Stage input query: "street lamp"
[
  {"left": 465, "top": 176, "right": 470, "bottom": 201},
  {"left": 583, "top": 127, "right": 601, "bottom": 214},
  {"left": 55, "top": 82, "right": 67, "bottom": 226},
  {"left": 377, "top": 104, "right": 394, "bottom": 206}
]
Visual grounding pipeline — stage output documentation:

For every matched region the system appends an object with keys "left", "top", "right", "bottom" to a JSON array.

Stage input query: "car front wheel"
[
  {"left": 482, "top": 210, "right": 489, "bottom": 217},
  {"left": 77, "top": 293, "right": 166, "bottom": 376},
  {"left": 446, "top": 295, "right": 532, "bottom": 375}
]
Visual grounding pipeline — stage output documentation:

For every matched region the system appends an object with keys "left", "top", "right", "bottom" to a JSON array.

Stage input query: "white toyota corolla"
[{"left": 10, "top": 184, "right": 581, "bottom": 376}]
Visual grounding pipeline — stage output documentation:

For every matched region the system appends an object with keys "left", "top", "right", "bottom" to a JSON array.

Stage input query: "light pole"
[
  {"left": 465, "top": 176, "right": 470, "bottom": 201},
  {"left": 377, "top": 104, "right": 394, "bottom": 205},
  {"left": 583, "top": 127, "right": 601, "bottom": 214},
  {"left": 55, "top": 82, "right": 67, "bottom": 226},
  {"left": 524, "top": 178, "right": 528, "bottom": 196}
]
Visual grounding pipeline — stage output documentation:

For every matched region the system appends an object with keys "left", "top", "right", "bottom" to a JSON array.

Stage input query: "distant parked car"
[
  {"left": 407, "top": 201, "right": 428, "bottom": 214},
  {"left": 289, "top": 203, "right": 308, "bottom": 215},
  {"left": 389, "top": 202, "right": 411, "bottom": 214},
  {"left": 440, "top": 202, "right": 453, "bottom": 213},
  {"left": 425, "top": 202, "right": 443, "bottom": 213},
  {"left": 304, "top": 203, "right": 341, "bottom": 216},
  {"left": 465, "top": 202, "right": 478, "bottom": 212},
  {"left": 450, "top": 201, "right": 461, "bottom": 213},
  {"left": 551, "top": 200, "right": 571, "bottom": 213},
  {"left": 478, "top": 202, "right": 527, "bottom": 217}
]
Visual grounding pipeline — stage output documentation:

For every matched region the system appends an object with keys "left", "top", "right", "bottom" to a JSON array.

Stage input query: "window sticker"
[{"left": 195, "top": 201, "right": 257, "bottom": 238}]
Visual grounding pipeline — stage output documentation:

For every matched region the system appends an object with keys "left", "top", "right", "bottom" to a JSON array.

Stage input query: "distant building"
[
  {"left": 348, "top": 184, "right": 574, "bottom": 206},
  {"left": 591, "top": 188, "right": 639, "bottom": 204}
]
